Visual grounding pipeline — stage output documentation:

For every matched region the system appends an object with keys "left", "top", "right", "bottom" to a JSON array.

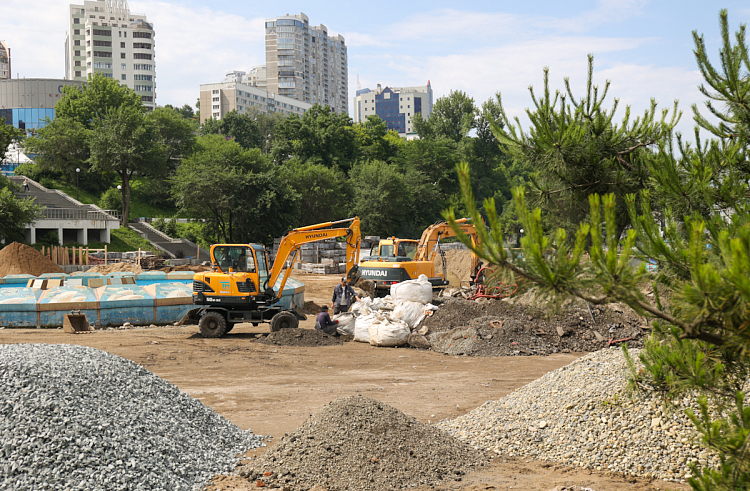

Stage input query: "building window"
[
  {"left": 74, "top": 50, "right": 81, "bottom": 56},
  {"left": 93, "top": 40, "right": 112, "bottom": 47},
  {"left": 121, "top": 74, "right": 126, "bottom": 80},
  {"left": 212, "top": 97, "right": 219, "bottom": 102},
  {"left": 213, "top": 105, "right": 219, "bottom": 110},
  {"left": 75, "top": 61, "right": 81, "bottom": 67},
  {"left": 74, "top": 40, "right": 80, "bottom": 46},
  {"left": 93, "top": 51, "right": 112, "bottom": 58},
  {"left": 134, "top": 74, "right": 152, "bottom": 81},
  {"left": 121, "top": 42, "right": 125, "bottom": 48},
  {"left": 133, "top": 64, "right": 153, "bottom": 70},
  {"left": 121, "top": 63, "right": 126, "bottom": 70},
  {"left": 212, "top": 90, "right": 219, "bottom": 94},
  {"left": 133, "top": 53, "right": 151, "bottom": 60},
  {"left": 73, "top": 18, "right": 80, "bottom": 24},
  {"left": 75, "top": 71, "right": 81, "bottom": 77},
  {"left": 213, "top": 112, "right": 219, "bottom": 118},
  {"left": 119, "top": 31, "right": 122, "bottom": 37},
  {"left": 121, "top": 53, "right": 126, "bottom": 58},
  {"left": 132, "top": 32, "right": 151, "bottom": 39},
  {"left": 141, "top": 96, "right": 153, "bottom": 102},
  {"left": 133, "top": 43, "right": 151, "bottom": 49},
  {"left": 102, "top": 73, "right": 113, "bottom": 78},
  {"left": 74, "top": 29, "right": 80, "bottom": 35}
]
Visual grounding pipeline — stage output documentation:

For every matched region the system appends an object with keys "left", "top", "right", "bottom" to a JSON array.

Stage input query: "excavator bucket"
[
  {"left": 63, "top": 312, "right": 94, "bottom": 333},
  {"left": 176, "top": 307, "right": 202, "bottom": 326}
]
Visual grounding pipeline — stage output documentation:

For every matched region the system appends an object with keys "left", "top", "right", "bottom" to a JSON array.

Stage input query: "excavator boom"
[{"left": 267, "top": 217, "right": 361, "bottom": 299}]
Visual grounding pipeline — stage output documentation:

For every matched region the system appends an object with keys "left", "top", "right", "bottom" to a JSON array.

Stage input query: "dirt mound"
[
  {"left": 238, "top": 395, "right": 487, "bottom": 490},
  {"left": 260, "top": 328, "right": 346, "bottom": 347},
  {"left": 87, "top": 262, "right": 142, "bottom": 274},
  {"left": 159, "top": 264, "right": 211, "bottom": 273},
  {"left": 422, "top": 297, "right": 647, "bottom": 356},
  {"left": 302, "top": 301, "right": 323, "bottom": 315},
  {"left": 0, "top": 242, "right": 65, "bottom": 277},
  {"left": 433, "top": 248, "right": 473, "bottom": 286}
]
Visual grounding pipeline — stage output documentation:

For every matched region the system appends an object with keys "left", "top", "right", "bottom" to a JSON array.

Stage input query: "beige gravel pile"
[{"left": 438, "top": 348, "right": 720, "bottom": 482}]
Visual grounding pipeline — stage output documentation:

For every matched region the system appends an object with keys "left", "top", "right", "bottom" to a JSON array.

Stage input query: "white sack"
[
  {"left": 391, "top": 301, "right": 427, "bottom": 329},
  {"left": 368, "top": 318, "right": 410, "bottom": 347},
  {"left": 351, "top": 297, "right": 373, "bottom": 316},
  {"left": 333, "top": 312, "right": 356, "bottom": 336},
  {"left": 390, "top": 274, "right": 433, "bottom": 304},
  {"left": 354, "top": 313, "right": 381, "bottom": 343}
]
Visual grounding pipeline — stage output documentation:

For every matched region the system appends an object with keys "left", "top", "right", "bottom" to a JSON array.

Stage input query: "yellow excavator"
[
  {"left": 357, "top": 218, "right": 481, "bottom": 296},
  {"left": 190, "top": 217, "right": 361, "bottom": 337}
]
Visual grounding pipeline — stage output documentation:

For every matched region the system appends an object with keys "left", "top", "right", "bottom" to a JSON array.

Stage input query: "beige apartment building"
[
  {"left": 64, "top": 0, "right": 156, "bottom": 108},
  {"left": 199, "top": 81, "right": 311, "bottom": 124},
  {"left": 264, "top": 13, "right": 348, "bottom": 114},
  {"left": 353, "top": 82, "right": 433, "bottom": 139}
]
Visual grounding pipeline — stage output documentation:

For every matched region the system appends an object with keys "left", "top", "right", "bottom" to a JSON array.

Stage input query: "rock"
[
  {"left": 538, "top": 420, "right": 548, "bottom": 429},
  {"left": 408, "top": 333, "right": 431, "bottom": 349},
  {"left": 593, "top": 330, "right": 605, "bottom": 342}
]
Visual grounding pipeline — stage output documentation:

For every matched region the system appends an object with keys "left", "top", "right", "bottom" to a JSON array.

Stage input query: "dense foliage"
[{"left": 447, "top": 11, "right": 749, "bottom": 491}]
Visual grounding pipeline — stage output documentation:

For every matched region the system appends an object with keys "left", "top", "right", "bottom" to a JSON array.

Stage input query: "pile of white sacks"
[{"left": 333, "top": 274, "right": 438, "bottom": 347}]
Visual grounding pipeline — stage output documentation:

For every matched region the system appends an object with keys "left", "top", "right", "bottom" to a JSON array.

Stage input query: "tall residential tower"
[
  {"left": 0, "top": 41, "right": 10, "bottom": 80},
  {"left": 65, "top": 0, "right": 155, "bottom": 108},
  {"left": 264, "top": 13, "right": 348, "bottom": 114}
]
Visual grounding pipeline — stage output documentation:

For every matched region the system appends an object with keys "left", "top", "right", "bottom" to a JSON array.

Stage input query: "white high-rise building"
[
  {"left": 0, "top": 41, "right": 10, "bottom": 80},
  {"left": 264, "top": 13, "right": 348, "bottom": 114},
  {"left": 65, "top": 0, "right": 156, "bottom": 108}
]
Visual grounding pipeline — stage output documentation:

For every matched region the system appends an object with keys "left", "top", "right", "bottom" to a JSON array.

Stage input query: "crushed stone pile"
[
  {"left": 438, "top": 348, "right": 720, "bottom": 482},
  {"left": 0, "top": 242, "right": 65, "bottom": 277},
  {"left": 238, "top": 395, "right": 488, "bottom": 490},
  {"left": 423, "top": 296, "right": 646, "bottom": 356},
  {"left": 86, "top": 262, "right": 142, "bottom": 274},
  {"left": 0, "top": 344, "right": 265, "bottom": 490},
  {"left": 260, "top": 328, "right": 347, "bottom": 347}
]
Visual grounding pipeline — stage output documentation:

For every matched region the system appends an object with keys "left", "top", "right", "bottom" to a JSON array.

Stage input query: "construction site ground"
[{"left": 0, "top": 272, "right": 686, "bottom": 491}]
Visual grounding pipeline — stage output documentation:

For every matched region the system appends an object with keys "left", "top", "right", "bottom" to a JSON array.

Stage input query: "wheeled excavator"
[
  {"left": 357, "top": 218, "right": 481, "bottom": 296},
  {"left": 189, "top": 217, "right": 361, "bottom": 337}
]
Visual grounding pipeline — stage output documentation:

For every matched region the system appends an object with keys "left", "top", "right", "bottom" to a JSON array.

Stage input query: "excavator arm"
[
  {"left": 265, "top": 217, "right": 361, "bottom": 300},
  {"left": 414, "top": 218, "right": 482, "bottom": 276}
]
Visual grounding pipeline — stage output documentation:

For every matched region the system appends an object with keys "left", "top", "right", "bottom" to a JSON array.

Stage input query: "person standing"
[
  {"left": 314, "top": 305, "right": 339, "bottom": 335},
  {"left": 331, "top": 277, "right": 360, "bottom": 314},
  {"left": 23, "top": 177, "right": 29, "bottom": 192}
]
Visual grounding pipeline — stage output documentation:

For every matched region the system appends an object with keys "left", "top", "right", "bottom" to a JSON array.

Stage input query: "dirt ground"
[{"left": 0, "top": 272, "right": 688, "bottom": 491}]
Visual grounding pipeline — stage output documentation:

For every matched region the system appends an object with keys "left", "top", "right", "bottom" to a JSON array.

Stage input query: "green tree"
[
  {"left": 279, "top": 160, "right": 349, "bottom": 226},
  {"left": 88, "top": 106, "right": 161, "bottom": 226},
  {"left": 0, "top": 118, "right": 22, "bottom": 152},
  {"left": 0, "top": 178, "right": 43, "bottom": 243},
  {"left": 148, "top": 107, "right": 196, "bottom": 173},
  {"left": 55, "top": 73, "right": 143, "bottom": 129},
  {"left": 413, "top": 90, "right": 476, "bottom": 142},
  {"left": 172, "top": 134, "right": 299, "bottom": 245},
  {"left": 349, "top": 160, "right": 410, "bottom": 237},
  {"left": 447, "top": 11, "right": 749, "bottom": 491},
  {"left": 490, "top": 56, "right": 680, "bottom": 241},
  {"left": 354, "top": 115, "right": 403, "bottom": 163},
  {"left": 271, "top": 105, "right": 357, "bottom": 173}
]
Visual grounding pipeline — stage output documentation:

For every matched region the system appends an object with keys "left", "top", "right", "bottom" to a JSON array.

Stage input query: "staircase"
[
  {"left": 9, "top": 175, "right": 116, "bottom": 216},
  {"left": 129, "top": 221, "right": 210, "bottom": 261}
]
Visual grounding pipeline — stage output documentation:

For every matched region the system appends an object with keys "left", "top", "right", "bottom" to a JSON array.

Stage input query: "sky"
[{"left": 3, "top": 0, "right": 749, "bottom": 136}]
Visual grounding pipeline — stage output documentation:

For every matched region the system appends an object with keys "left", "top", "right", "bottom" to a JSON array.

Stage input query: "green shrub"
[{"left": 99, "top": 187, "right": 123, "bottom": 212}]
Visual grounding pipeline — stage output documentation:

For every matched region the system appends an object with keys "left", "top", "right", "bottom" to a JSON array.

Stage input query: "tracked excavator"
[
  {"left": 189, "top": 217, "right": 361, "bottom": 337},
  {"left": 357, "top": 218, "right": 481, "bottom": 297}
]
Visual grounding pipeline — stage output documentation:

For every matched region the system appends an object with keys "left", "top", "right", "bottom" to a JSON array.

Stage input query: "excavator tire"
[
  {"left": 199, "top": 311, "right": 228, "bottom": 338},
  {"left": 270, "top": 311, "right": 298, "bottom": 332}
]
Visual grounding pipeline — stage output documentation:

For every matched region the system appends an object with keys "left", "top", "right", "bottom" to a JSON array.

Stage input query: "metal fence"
[{"left": 41, "top": 208, "right": 119, "bottom": 221}]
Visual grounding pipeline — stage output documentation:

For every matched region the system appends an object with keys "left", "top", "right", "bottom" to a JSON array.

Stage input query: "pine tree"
[{"left": 447, "top": 10, "right": 749, "bottom": 490}]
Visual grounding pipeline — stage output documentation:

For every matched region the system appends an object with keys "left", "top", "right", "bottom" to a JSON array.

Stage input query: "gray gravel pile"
[
  {"left": 438, "top": 348, "right": 720, "bottom": 482},
  {"left": 238, "top": 395, "right": 487, "bottom": 490},
  {"left": 0, "top": 343, "right": 265, "bottom": 491}
]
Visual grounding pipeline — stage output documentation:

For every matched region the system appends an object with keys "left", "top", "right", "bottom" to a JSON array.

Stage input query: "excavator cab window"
[
  {"left": 256, "top": 248, "right": 270, "bottom": 286},
  {"left": 213, "top": 246, "right": 256, "bottom": 273},
  {"left": 380, "top": 245, "right": 395, "bottom": 257},
  {"left": 397, "top": 242, "right": 417, "bottom": 259}
]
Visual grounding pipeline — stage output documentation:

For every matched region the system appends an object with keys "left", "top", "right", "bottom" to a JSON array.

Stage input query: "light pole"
[
  {"left": 265, "top": 133, "right": 271, "bottom": 155},
  {"left": 75, "top": 168, "right": 80, "bottom": 201}
]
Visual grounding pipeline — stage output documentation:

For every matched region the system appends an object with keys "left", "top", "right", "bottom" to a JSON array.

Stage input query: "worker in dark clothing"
[
  {"left": 315, "top": 305, "right": 338, "bottom": 335},
  {"left": 331, "top": 277, "right": 360, "bottom": 314}
]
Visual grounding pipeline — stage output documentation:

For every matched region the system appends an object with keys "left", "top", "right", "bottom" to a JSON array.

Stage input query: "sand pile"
[
  {"left": 238, "top": 395, "right": 487, "bottom": 490},
  {"left": 159, "top": 264, "right": 211, "bottom": 273},
  {"left": 0, "top": 242, "right": 65, "bottom": 277},
  {"left": 433, "top": 248, "right": 474, "bottom": 286},
  {"left": 87, "top": 262, "right": 143, "bottom": 274}
]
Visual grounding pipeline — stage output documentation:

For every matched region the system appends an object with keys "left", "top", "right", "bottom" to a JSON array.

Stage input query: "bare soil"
[
  {"left": 0, "top": 272, "right": 687, "bottom": 491},
  {"left": 0, "top": 242, "right": 65, "bottom": 277},
  {"left": 87, "top": 262, "right": 143, "bottom": 274}
]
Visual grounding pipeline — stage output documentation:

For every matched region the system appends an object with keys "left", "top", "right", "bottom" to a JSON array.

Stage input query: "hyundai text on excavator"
[
  {"left": 190, "top": 217, "right": 361, "bottom": 337},
  {"left": 357, "top": 218, "right": 481, "bottom": 296}
]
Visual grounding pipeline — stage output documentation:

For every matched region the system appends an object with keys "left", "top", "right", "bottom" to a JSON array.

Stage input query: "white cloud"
[
  {"left": 132, "top": 1, "right": 266, "bottom": 106},
  {"left": 3, "top": 0, "right": 68, "bottom": 78}
]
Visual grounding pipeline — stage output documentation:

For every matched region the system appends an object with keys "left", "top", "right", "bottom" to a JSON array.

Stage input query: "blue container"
[
  {"left": 38, "top": 286, "right": 98, "bottom": 327},
  {"left": 0, "top": 287, "right": 41, "bottom": 326}
]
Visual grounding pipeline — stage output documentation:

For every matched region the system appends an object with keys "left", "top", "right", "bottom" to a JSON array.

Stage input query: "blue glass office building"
[{"left": 0, "top": 79, "right": 82, "bottom": 130}]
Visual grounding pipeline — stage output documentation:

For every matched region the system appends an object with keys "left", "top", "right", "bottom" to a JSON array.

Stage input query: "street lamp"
[
  {"left": 265, "top": 133, "right": 271, "bottom": 155},
  {"left": 75, "top": 168, "right": 80, "bottom": 201}
]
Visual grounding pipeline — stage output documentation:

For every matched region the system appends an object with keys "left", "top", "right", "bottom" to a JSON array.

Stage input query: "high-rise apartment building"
[
  {"left": 264, "top": 13, "right": 348, "bottom": 114},
  {"left": 353, "top": 82, "right": 433, "bottom": 139},
  {"left": 0, "top": 41, "right": 10, "bottom": 80},
  {"left": 65, "top": 0, "right": 156, "bottom": 108},
  {"left": 199, "top": 81, "right": 311, "bottom": 124}
]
